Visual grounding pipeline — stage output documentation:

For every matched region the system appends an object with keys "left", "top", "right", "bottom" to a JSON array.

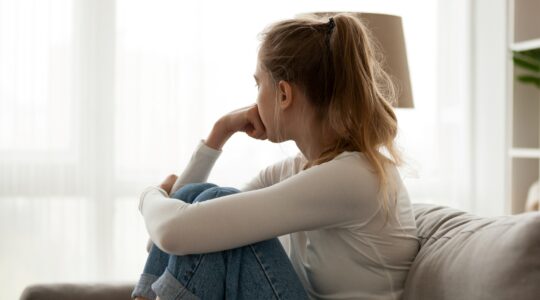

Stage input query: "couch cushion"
[{"left": 403, "top": 203, "right": 540, "bottom": 300}]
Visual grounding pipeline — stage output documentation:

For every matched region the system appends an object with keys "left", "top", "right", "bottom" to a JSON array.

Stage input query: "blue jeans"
[{"left": 131, "top": 182, "right": 309, "bottom": 300}]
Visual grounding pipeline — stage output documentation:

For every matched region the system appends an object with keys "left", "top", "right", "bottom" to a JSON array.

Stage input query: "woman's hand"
[
  {"left": 205, "top": 103, "right": 267, "bottom": 151},
  {"left": 159, "top": 174, "right": 178, "bottom": 195},
  {"left": 222, "top": 103, "right": 267, "bottom": 140}
]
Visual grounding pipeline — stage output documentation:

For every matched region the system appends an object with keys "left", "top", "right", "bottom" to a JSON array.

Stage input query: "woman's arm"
[
  {"left": 147, "top": 104, "right": 266, "bottom": 252},
  {"left": 147, "top": 138, "right": 220, "bottom": 252},
  {"left": 240, "top": 152, "right": 304, "bottom": 192},
  {"left": 169, "top": 120, "right": 228, "bottom": 195},
  {"left": 167, "top": 139, "right": 222, "bottom": 194},
  {"left": 139, "top": 156, "right": 379, "bottom": 256},
  {"left": 170, "top": 103, "right": 266, "bottom": 194}
]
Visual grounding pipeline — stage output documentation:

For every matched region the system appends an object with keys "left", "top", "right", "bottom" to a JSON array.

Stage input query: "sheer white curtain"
[{"left": 0, "top": 0, "right": 472, "bottom": 298}]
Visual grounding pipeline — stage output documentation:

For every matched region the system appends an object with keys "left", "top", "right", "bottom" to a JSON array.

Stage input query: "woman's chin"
[
  {"left": 270, "top": 135, "right": 288, "bottom": 144},
  {"left": 267, "top": 136, "right": 277, "bottom": 143}
]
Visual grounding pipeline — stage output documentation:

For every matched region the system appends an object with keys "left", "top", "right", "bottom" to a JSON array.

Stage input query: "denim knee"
[
  {"left": 170, "top": 182, "right": 218, "bottom": 203},
  {"left": 194, "top": 186, "right": 241, "bottom": 202}
]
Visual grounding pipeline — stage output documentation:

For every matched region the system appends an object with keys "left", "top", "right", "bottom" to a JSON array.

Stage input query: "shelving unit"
[{"left": 507, "top": 0, "right": 540, "bottom": 213}]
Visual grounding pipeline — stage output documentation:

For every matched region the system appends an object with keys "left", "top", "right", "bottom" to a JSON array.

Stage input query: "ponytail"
[{"left": 259, "top": 13, "right": 403, "bottom": 224}]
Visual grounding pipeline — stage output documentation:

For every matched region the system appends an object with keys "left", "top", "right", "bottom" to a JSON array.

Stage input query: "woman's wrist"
[{"left": 205, "top": 119, "right": 233, "bottom": 151}]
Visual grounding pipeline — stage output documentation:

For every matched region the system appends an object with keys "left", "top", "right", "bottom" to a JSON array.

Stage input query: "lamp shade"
[{"left": 295, "top": 12, "right": 414, "bottom": 108}]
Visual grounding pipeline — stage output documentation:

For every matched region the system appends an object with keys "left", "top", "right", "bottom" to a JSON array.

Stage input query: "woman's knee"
[
  {"left": 194, "top": 186, "right": 241, "bottom": 202},
  {"left": 171, "top": 182, "right": 218, "bottom": 203}
]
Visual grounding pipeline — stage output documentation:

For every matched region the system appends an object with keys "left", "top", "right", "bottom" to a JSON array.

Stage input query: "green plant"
[{"left": 512, "top": 48, "right": 540, "bottom": 89}]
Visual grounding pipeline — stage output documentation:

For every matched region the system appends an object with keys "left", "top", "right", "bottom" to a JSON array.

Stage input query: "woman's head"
[{"left": 255, "top": 13, "right": 403, "bottom": 220}]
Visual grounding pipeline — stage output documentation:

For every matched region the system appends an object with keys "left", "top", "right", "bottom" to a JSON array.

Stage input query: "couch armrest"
[{"left": 20, "top": 282, "right": 135, "bottom": 300}]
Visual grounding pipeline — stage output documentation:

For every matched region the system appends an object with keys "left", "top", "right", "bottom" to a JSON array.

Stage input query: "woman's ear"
[{"left": 278, "top": 80, "right": 293, "bottom": 110}]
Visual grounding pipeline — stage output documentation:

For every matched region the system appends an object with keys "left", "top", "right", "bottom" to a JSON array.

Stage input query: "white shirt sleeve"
[
  {"left": 239, "top": 153, "right": 301, "bottom": 192},
  {"left": 139, "top": 155, "right": 377, "bottom": 256},
  {"left": 145, "top": 139, "right": 293, "bottom": 252},
  {"left": 169, "top": 139, "right": 223, "bottom": 195},
  {"left": 145, "top": 139, "right": 221, "bottom": 252}
]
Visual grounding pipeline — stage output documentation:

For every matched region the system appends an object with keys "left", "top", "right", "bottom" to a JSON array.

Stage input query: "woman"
[{"left": 133, "top": 13, "right": 419, "bottom": 300}]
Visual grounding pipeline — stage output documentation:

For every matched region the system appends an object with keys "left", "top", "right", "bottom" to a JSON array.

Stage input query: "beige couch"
[{"left": 20, "top": 203, "right": 540, "bottom": 300}]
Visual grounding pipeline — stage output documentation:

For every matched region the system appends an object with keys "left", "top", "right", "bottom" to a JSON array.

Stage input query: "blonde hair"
[{"left": 257, "top": 13, "right": 403, "bottom": 223}]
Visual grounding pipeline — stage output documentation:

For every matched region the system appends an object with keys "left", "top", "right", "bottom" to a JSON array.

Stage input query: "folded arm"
[{"left": 139, "top": 159, "right": 377, "bottom": 256}]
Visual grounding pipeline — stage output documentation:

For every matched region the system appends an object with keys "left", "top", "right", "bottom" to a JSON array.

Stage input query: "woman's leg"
[
  {"left": 132, "top": 183, "right": 219, "bottom": 300},
  {"left": 149, "top": 183, "right": 310, "bottom": 300},
  {"left": 132, "top": 182, "right": 309, "bottom": 300},
  {"left": 221, "top": 232, "right": 309, "bottom": 300}
]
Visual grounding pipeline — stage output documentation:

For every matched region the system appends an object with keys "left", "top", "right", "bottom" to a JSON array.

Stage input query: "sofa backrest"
[{"left": 403, "top": 203, "right": 540, "bottom": 300}]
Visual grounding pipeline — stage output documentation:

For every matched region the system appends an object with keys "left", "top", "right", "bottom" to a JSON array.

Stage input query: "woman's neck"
[{"left": 294, "top": 123, "right": 338, "bottom": 162}]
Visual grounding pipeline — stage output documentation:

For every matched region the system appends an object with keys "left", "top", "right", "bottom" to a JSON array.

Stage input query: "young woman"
[{"left": 133, "top": 13, "right": 419, "bottom": 300}]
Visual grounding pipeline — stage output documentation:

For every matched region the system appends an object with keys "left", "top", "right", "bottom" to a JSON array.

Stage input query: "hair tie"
[
  {"left": 327, "top": 17, "right": 335, "bottom": 33},
  {"left": 325, "top": 17, "right": 335, "bottom": 51}
]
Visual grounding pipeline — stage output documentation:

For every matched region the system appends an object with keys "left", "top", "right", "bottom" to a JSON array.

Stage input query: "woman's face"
[{"left": 254, "top": 59, "right": 280, "bottom": 142}]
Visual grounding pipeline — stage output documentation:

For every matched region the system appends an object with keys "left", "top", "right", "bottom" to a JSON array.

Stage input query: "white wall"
[{"left": 471, "top": 0, "right": 508, "bottom": 216}]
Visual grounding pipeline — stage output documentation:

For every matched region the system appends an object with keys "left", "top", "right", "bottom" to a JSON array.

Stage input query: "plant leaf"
[
  {"left": 517, "top": 75, "right": 540, "bottom": 88},
  {"left": 520, "top": 48, "right": 540, "bottom": 61},
  {"left": 513, "top": 56, "right": 540, "bottom": 72},
  {"left": 513, "top": 51, "right": 540, "bottom": 72}
]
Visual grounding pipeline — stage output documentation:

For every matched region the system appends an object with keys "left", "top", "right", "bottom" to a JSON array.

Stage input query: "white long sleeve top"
[{"left": 139, "top": 139, "right": 419, "bottom": 300}]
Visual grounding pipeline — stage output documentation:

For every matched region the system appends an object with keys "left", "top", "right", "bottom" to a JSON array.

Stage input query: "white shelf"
[
  {"left": 510, "top": 148, "right": 540, "bottom": 158},
  {"left": 511, "top": 38, "right": 540, "bottom": 51},
  {"left": 507, "top": 0, "right": 540, "bottom": 214}
]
